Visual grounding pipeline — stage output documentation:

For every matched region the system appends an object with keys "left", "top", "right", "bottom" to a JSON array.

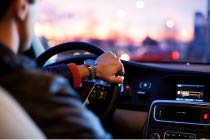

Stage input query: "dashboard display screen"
[{"left": 176, "top": 84, "right": 204, "bottom": 102}]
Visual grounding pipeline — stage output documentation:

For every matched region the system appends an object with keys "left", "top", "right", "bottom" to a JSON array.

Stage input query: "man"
[{"left": 0, "top": 0, "right": 124, "bottom": 138}]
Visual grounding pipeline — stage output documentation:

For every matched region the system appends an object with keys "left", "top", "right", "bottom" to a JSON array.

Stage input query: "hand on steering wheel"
[
  {"left": 95, "top": 51, "right": 124, "bottom": 84},
  {"left": 36, "top": 42, "right": 124, "bottom": 121}
]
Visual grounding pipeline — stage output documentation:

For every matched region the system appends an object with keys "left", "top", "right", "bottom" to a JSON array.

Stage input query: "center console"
[{"left": 144, "top": 100, "right": 210, "bottom": 139}]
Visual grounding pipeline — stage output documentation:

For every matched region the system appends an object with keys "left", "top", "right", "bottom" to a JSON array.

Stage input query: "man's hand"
[
  {"left": 78, "top": 51, "right": 125, "bottom": 84},
  {"left": 96, "top": 51, "right": 124, "bottom": 84}
]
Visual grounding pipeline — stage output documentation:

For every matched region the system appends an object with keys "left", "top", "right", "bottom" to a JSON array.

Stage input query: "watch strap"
[{"left": 88, "top": 65, "right": 96, "bottom": 80}]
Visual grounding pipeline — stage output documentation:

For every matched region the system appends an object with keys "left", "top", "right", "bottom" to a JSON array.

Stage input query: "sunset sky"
[{"left": 35, "top": 0, "right": 207, "bottom": 45}]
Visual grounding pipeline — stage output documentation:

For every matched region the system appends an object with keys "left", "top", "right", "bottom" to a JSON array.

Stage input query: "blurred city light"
[
  {"left": 48, "top": 40, "right": 57, "bottom": 47},
  {"left": 171, "top": 51, "right": 180, "bottom": 60},
  {"left": 120, "top": 53, "right": 131, "bottom": 61},
  {"left": 178, "top": 29, "right": 193, "bottom": 42},
  {"left": 136, "top": 0, "right": 145, "bottom": 9},
  {"left": 95, "top": 26, "right": 110, "bottom": 39},
  {"left": 166, "top": 19, "right": 175, "bottom": 29},
  {"left": 117, "top": 9, "right": 126, "bottom": 18},
  {"left": 73, "top": 52, "right": 81, "bottom": 55},
  {"left": 84, "top": 51, "right": 91, "bottom": 54}
]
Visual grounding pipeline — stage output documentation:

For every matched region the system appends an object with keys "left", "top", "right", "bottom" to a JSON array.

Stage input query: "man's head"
[{"left": 0, "top": 0, "right": 39, "bottom": 53}]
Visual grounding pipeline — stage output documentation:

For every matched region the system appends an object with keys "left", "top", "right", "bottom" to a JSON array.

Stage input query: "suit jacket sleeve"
[
  {"left": 43, "top": 64, "right": 74, "bottom": 86},
  {"left": 0, "top": 70, "right": 111, "bottom": 139}
]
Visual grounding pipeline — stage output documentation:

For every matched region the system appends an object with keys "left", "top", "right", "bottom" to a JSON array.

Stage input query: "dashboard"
[
  {"left": 112, "top": 61, "right": 210, "bottom": 139},
  {"left": 118, "top": 61, "right": 210, "bottom": 111},
  {"left": 50, "top": 55, "right": 210, "bottom": 139}
]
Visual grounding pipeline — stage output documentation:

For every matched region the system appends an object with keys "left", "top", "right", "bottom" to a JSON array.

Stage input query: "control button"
[
  {"left": 89, "top": 85, "right": 107, "bottom": 101},
  {"left": 171, "top": 132, "right": 177, "bottom": 138},
  {"left": 90, "top": 90, "right": 107, "bottom": 100},
  {"left": 188, "top": 134, "right": 196, "bottom": 139},
  {"left": 120, "top": 84, "right": 132, "bottom": 97},
  {"left": 150, "top": 133, "right": 160, "bottom": 139},
  {"left": 164, "top": 133, "right": 171, "bottom": 139},
  {"left": 137, "top": 91, "right": 146, "bottom": 95},
  {"left": 164, "top": 132, "right": 196, "bottom": 139},
  {"left": 201, "top": 111, "right": 210, "bottom": 123},
  {"left": 183, "top": 134, "right": 188, "bottom": 139},
  {"left": 140, "top": 82, "right": 152, "bottom": 89},
  {"left": 125, "top": 85, "right": 130, "bottom": 90},
  {"left": 177, "top": 133, "right": 183, "bottom": 138},
  {"left": 155, "top": 107, "right": 163, "bottom": 120},
  {"left": 203, "top": 113, "right": 209, "bottom": 120}
]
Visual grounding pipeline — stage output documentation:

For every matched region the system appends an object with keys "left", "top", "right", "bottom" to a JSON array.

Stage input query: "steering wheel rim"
[
  {"left": 36, "top": 41, "right": 120, "bottom": 121},
  {"left": 36, "top": 42, "right": 105, "bottom": 67}
]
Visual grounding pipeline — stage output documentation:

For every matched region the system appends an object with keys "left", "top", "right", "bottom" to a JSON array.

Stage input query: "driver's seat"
[{"left": 0, "top": 86, "right": 46, "bottom": 139}]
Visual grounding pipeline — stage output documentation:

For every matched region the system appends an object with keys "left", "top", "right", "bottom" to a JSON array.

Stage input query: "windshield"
[{"left": 36, "top": 0, "right": 208, "bottom": 63}]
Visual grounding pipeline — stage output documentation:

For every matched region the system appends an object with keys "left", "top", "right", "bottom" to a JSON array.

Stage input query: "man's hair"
[
  {"left": 0, "top": 0, "right": 12, "bottom": 19},
  {"left": 0, "top": 0, "right": 35, "bottom": 19}
]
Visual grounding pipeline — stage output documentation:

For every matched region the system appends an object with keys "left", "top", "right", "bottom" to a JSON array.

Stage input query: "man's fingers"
[
  {"left": 119, "top": 65, "right": 125, "bottom": 76},
  {"left": 108, "top": 76, "right": 124, "bottom": 84}
]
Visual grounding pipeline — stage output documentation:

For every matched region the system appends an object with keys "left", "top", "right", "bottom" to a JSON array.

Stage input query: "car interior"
[
  {"left": 1, "top": 0, "right": 210, "bottom": 139},
  {"left": 34, "top": 41, "right": 210, "bottom": 139},
  {"left": 0, "top": 86, "right": 45, "bottom": 139}
]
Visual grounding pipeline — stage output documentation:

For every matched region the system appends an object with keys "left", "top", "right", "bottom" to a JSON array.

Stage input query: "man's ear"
[{"left": 14, "top": 0, "right": 29, "bottom": 21}]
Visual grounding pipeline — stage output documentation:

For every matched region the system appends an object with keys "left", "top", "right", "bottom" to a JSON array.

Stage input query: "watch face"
[{"left": 84, "top": 59, "right": 97, "bottom": 66}]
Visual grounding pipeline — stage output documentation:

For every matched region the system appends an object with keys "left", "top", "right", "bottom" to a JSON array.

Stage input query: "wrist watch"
[{"left": 84, "top": 59, "right": 97, "bottom": 80}]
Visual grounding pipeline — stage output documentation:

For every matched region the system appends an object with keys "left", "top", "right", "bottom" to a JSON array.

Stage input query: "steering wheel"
[{"left": 36, "top": 42, "right": 121, "bottom": 121}]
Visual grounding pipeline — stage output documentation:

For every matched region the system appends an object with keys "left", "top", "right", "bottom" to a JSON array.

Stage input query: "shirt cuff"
[{"left": 67, "top": 63, "right": 82, "bottom": 89}]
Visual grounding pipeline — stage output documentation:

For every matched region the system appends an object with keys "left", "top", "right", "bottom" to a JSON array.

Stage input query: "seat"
[{"left": 0, "top": 86, "right": 46, "bottom": 139}]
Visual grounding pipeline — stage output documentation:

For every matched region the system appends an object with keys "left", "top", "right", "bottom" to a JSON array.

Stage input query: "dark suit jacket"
[{"left": 0, "top": 44, "right": 111, "bottom": 139}]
